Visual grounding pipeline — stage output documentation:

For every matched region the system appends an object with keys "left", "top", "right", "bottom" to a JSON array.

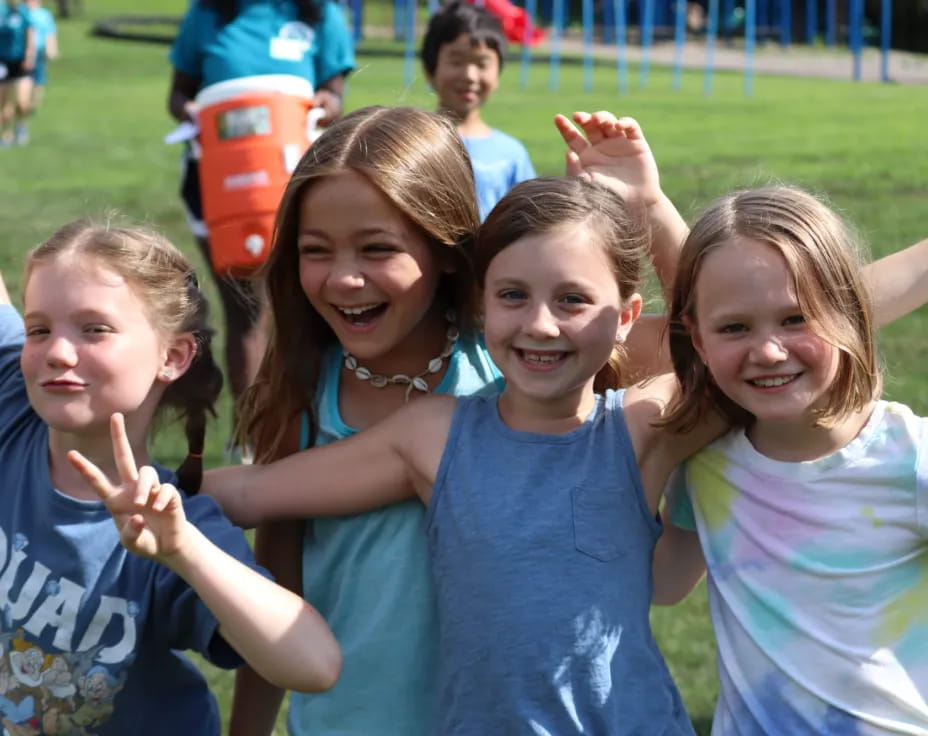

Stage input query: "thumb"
[{"left": 67, "top": 450, "right": 116, "bottom": 503}]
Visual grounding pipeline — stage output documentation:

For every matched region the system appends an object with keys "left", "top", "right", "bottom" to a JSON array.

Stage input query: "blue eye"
[
  {"left": 498, "top": 289, "right": 526, "bottom": 301},
  {"left": 561, "top": 293, "right": 588, "bottom": 305}
]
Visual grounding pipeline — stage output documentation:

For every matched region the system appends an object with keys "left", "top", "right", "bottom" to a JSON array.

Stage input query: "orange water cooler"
[{"left": 194, "top": 74, "right": 321, "bottom": 276}]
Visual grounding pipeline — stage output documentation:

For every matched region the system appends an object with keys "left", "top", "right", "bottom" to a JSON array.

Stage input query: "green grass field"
[{"left": 1, "top": 2, "right": 925, "bottom": 733}]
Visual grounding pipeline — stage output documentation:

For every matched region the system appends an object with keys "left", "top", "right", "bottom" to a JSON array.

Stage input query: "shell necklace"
[{"left": 343, "top": 309, "right": 459, "bottom": 401}]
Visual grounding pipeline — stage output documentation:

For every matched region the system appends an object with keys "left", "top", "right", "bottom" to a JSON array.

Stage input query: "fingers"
[
  {"left": 110, "top": 413, "right": 139, "bottom": 485},
  {"left": 554, "top": 113, "right": 586, "bottom": 154},
  {"left": 66, "top": 450, "right": 116, "bottom": 503}
]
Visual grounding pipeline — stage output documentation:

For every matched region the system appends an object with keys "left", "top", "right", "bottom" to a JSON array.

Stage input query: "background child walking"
[
  {"left": 659, "top": 186, "right": 928, "bottom": 734},
  {"left": 0, "top": 220, "right": 339, "bottom": 735},
  {"left": 421, "top": 1, "right": 535, "bottom": 219}
]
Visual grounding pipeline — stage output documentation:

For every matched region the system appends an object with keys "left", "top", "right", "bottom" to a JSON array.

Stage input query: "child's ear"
[
  {"left": 681, "top": 314, "right": 708, "bottom": 363},
  {"left": 615, "top": 293, "right": 643, "bottom": 342},
  {"left": 158, "top": 333, "right": 197, "bottom": 383}
]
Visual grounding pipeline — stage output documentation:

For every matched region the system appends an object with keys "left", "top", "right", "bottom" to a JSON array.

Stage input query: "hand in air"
[
  {"left": 312, "top": 89, "right": 343, "bottom": 127},
  {"left": 555, "top": 111, "right": 661, "bottom": 207},
  {"left": 67, "top": 413, "right": 189, "bottom": 565}
]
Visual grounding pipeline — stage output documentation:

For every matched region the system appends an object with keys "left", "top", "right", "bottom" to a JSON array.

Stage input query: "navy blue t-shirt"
[{"left": 0, "top": 305, "right": 264, "bottom": 735}]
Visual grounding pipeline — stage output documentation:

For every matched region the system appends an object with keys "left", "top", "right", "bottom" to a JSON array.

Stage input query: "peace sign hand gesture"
[
  {"left": 67, "top": 413, "right": 189, "bottom": 567},
  {"left": 555, "top": 111, "right": 662, "bottom": 207}
]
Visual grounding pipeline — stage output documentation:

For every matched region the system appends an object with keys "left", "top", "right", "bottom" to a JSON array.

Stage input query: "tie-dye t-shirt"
[{"left": 669, "top": 400, "right": 928, "bottom": 734}]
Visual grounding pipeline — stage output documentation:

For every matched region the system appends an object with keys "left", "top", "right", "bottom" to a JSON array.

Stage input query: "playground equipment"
[
  {"left": 193, "top": 74, "right": 322, "bottom": 276},
  {"left": 379, "top": 0, "right": 899, "bottom": 94}
]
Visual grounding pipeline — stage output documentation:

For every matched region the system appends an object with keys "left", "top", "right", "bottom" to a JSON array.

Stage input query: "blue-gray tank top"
[{"left": 426, "top": 389, "right": 694, "bottom": 735}]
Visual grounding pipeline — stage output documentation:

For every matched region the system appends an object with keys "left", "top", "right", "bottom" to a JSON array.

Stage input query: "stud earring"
[{"left": 160, "top": 369, "right": 173, "bottom": 380}]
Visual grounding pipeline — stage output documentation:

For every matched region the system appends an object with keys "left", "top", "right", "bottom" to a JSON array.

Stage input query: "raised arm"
[
  {"left": 202, "top": 394, "right": 455, "bottom": 527},
  {"left": 67, "top": 414, "right": 341, "bottom": 693},
  {"left": 555, "top": 111, "right": 688, "bottom": 306},
  {"left": 863, "top": 237, "right": 928, "bottom": 328}
]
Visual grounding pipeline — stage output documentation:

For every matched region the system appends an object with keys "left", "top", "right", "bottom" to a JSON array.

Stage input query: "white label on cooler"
[
  {"left": 283, "top": 144, "right": 302, "bottom": 174},
  {"left": 224, "top": 170, "right": 271, "bottom": 191},
  {"left": 245, "top": 234, "right": 266, "bottom": 257}
]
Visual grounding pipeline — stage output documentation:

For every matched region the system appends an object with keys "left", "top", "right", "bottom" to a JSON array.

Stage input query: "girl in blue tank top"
[{"left": 199, "top": 111, "right": 731, "bottom": 735}]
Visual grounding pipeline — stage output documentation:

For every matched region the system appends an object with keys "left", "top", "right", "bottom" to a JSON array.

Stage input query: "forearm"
[
  {"left": 864, "top": 237, "right": 928, "bottom": 328},
  {"left": 651, "top": 522, "right": 705, "bottom": 605},
  {"left": 228, "top": 666, "right": 287, "bottom": 736},
  {"left": 228, "top": 513, "right": 307, "bottom": 733},
  {"left": 646, "top": 192, "right": 688, "bottom": 306},
  {"left": 167, "top": 524, "right": 341, "bottom": 692}
]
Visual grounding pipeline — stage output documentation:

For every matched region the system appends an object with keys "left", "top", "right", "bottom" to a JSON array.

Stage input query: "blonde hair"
[
  {"left": 662, "top": 185, "right": 881, "bottom": 432},
  {"left": 25, "top": 219, "right": 223, "bottom": 491},
  {"left": 474, "top": 177, "right": 648, "bottom": 392},
  {"left": 239, "top": 106, "right": 481, "bottom": 460}
]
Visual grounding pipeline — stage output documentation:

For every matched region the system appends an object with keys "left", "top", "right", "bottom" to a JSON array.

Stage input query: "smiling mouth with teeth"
[
  {"left": 749, "top": 374, "right": 799, "bottom": 388},
  {"left": 518, "top": 350, "right": 567, "bottom": 364},
  {"left": 336, "top": 303, "right": 387, "bottom": 325}
]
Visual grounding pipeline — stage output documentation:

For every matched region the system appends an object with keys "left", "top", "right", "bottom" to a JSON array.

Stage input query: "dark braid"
[{"left": 163, "top": 275, "right": 224, "bottom": 493}]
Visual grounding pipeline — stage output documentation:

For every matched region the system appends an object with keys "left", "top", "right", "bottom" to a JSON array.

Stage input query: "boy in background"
[{"left": 421, "top": 1, "right": 535, "bottom": 220}]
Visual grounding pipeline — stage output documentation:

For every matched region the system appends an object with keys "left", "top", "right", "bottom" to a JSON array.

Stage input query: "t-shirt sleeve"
[
  {"left": 151, "top": 493, "right": 272, "bottom": 669},
  {"left": 511, "top": 141, "right": 536, "bottom": 185},
  {"left": 313, "top": 0, "right": 355, "bottom": 86},
  {"left": 664, "top": 466, "right": 697, "bottom": 531},
  {"left": 0, "top": 305, "right": 26, "bottom": 417},
  {"left": 169, "top": 4, "right": 208, "bottom": 77},
  {"left": 917, "top": 418, "right": 928, "bottom": 538}
]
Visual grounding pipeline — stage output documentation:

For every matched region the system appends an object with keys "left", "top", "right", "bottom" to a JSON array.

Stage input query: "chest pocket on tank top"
[{"left": 571, "top": 485, "right": 632, "bottom": 561}]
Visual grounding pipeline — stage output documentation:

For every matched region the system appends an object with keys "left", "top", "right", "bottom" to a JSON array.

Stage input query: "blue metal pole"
[
  {"left": 583, "top": 0, "right": 594, "bottom": 90},
  {"left": 880, "top": 0, "right": 891, "bottom": 81},
  {"left": 603, "top": 0, "right": 615, "bottom": 44},
  {"left": 549, "top": 0, "right": 564, "bottom": 90},
  {"left": 614, "top": 0, "right": 629, "bottom": 93},
  {"left": 805, "top": 0, "right": 816, "bottom": 43},
  {"left": 850, "top": 0, "right": 862, "bottom": 80},
  {"left": 704, "top": 0, "right": 719, "bottom": 94},
  {"left": 780, "top": 0, "right": 790, "bottom": 46},
  {"left": 520, "top": 0, "right": 538, "bottom": 88},
  {"left": 723, "top": 0, "right": 735, "bottom": 39},
  {"left": 825, "top": 0, "right": 836, "bottom": 46},
  {"left": 350, "top": 0, "right": 364, "bottom": 41},
  {"left": 639, "top": 0, "right": 654, "bottom": 89},
  {"left": 394, "top": 0, "right": 404, "bottom": 40},
  {"left": 672, "top": 0, "right": 686, "bottom": 90},
  {"left": 744, "top": 0, "right": 756, "bottom": 95},
  {"left": 403, "top": 0, "right": 416, "bottom": 86}
]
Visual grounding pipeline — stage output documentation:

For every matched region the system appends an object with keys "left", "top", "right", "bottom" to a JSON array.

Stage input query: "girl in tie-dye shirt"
[{"left": 658, "top": 185, "right": 928, "bottom": 735}]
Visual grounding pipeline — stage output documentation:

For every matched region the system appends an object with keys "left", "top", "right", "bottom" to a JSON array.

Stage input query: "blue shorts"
[{"left": 32, "top": 60, "right": 47, "bottom": 86}]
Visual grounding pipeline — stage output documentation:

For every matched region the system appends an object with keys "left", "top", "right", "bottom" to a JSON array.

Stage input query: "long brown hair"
[
  {"left": 239, "top": 106, "right": 481, "bottom": 460},
  {"left": 661, "top": 185, "right": 881, "bottom": 432},
  {"left": 474, "top": 177, "right": 648, "bottom": 392},
  {"left": 26, "top": 219, "right": 223, "bottom": 492}
]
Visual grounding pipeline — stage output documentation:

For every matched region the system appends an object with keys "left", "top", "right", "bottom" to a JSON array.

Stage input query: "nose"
[
  {"left": 525, "top": 301, "right": 560, "bottom": 340},
  {"left": 464, "top": 62, "right": 480, "bottom": 83},
  {"left": 750, "top": 332, "right": 787, "bottom": 364},
  {"left": 45, "top": 334, "right": 78, "bottom": 368},
  {"left": 326, "top": 255, "right": 365, "bottom": 290}
]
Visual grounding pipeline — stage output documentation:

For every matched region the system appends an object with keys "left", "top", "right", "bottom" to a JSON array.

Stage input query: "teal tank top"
[{"left": 288, "top": 333, "right": 501, "bottom": 735}]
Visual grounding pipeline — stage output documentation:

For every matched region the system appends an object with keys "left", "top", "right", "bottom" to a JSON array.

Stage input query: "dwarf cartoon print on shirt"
[{"left": 0, "top": 528, "right": 133, "bottom": 735}]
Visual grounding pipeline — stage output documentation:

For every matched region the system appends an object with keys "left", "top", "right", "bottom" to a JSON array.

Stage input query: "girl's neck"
[
  {"left": 496, "top": 381, "right": 598, "bottom": 435},
  {"left": 47, "top": 422, "right": 152, "bottom": 501},
  {"left": 746, "top": 400, "right": 877, "bottom": 462},
  {"left": 338, "top": 304, "right": 454, "bottom": 429}
]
